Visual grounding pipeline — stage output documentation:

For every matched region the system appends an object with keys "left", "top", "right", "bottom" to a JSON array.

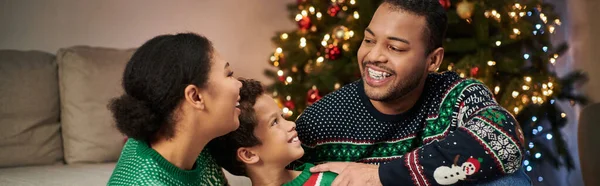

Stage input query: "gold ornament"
[{"left": 456, "top": 0, "right": 475, "bottom": 19}]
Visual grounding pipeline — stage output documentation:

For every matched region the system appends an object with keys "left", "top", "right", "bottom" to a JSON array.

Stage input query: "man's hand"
[{"left": 310, "top": 162, "right": 383, "bottom": 186}]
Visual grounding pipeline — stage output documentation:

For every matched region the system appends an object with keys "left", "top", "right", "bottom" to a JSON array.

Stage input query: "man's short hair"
[{"left": 383, "top": 0, "right": 448, "bottom": 54}]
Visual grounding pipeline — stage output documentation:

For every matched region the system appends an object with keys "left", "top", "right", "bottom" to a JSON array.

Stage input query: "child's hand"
[{"left": 310, "top": 162, "right": 382, "bottom": 186}]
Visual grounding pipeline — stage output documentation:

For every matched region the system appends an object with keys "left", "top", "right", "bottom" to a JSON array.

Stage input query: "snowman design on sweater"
[{"left": 433, "top": 155, "right": 481, "bottom": 185}]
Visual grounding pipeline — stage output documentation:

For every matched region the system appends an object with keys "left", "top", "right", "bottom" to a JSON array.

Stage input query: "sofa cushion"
[
  {"left": 57, "top": 46, "right": 135, "bottom": 164},
  {"left": 0, "top": 50, "right": 63, "bottom": 168}
]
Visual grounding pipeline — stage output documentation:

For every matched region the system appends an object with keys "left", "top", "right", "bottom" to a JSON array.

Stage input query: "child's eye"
[
  {"left": 272, "top": 119, "right": 278, "bottom": 126},
  {"left": 227, "top": 71, "right": 234, "bottom": 77}
]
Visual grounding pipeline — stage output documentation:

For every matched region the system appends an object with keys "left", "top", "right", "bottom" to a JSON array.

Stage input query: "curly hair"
[
  {"left": 207, "top": 78, "right": 265, "bottom": 176},
  {"left": 108, "top": 33, "right": 213, "bottom": 143}
]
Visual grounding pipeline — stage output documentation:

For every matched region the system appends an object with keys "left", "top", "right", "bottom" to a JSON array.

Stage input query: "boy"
[{"left": 208, "top": 79, "right": 337, "bottom": 186}]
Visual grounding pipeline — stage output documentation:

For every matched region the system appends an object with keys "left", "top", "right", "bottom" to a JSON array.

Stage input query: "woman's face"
[{"left": 202, "top": 51, "right": 242, "bottom": 136}]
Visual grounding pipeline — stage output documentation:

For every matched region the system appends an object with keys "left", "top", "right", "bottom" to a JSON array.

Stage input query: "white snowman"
[{"left": 433, "top": 156, "right": 481, "bottom": 185}]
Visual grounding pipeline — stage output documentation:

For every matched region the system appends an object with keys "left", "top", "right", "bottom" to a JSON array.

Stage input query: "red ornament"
[
  {"left": 278, "top": 75, "right": 286, "bottom": 82},
  {"left": 297, "top": 16, "right": 312, "bottom": 30},
  {"left": 327, "top": 4, "right": 341, "bottom": 17},
  {"left": 438, "top": 0, "right": 451, "bottom": 10},
  {"left": 284, "top": 100, "right": 296, "bottom": 110},
  {"left": 307, "top": 88, "right": 322, "bottom": 105},
  {"left": 325, "top": 44, "right": 342, "bottom": 60},
  {"left": 470, "top": 67, "right": 479, "bottom": 77}
]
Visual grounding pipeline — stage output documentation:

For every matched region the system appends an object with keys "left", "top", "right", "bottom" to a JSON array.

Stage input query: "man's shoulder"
[{"left": 300, "top": 80, "right": 361, "bottom": 116}]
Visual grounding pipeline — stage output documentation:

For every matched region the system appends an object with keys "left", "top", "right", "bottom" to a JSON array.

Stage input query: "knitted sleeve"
[{"left": 378, "top": 82, "right": 525, "bottom": 186}]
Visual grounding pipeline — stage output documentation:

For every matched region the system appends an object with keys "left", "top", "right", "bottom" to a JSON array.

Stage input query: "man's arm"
[{"left": 379, "top": 83, "right": 525, "bottom": 186}]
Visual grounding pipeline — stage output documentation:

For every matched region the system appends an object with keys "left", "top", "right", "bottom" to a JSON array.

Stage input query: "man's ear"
[
  {"left": 184, "top": 85, "right": 205, "bottom": 110},
  {"left": 427, "top": 47, "right": 444, "bottom": 72},
  {"left": 237, "top": 147, "right": 260, "bottom": 165}
]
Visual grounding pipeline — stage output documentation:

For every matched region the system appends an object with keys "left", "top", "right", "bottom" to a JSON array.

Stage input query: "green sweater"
[
  {"left": 107, "top": 139, "right": 227, "bottom": 186},
  {"left": 283, "top": 163, "right": 337, "bottom": 186}
]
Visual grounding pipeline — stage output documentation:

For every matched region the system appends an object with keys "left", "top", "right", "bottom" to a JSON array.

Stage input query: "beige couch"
[{"left": 0, "top": 47, "right": 251, "bottom": 186}]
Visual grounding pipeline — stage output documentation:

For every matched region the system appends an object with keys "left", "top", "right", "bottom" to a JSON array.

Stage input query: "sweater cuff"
[{"left": 379, "top": 160, "right": 413, "bottom": 186}]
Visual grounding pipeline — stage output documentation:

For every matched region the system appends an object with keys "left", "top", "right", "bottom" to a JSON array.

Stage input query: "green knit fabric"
[
  {"left": 107, "top": 139, "right": 226, "bottom": 186},
  {"left": 283, "top": 163, "right": 337, "bottom": 186}
]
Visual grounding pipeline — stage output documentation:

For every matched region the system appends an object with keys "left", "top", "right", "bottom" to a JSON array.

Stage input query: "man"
[{"left": 293, "top": 0, "right": 530, "bottom": 185}]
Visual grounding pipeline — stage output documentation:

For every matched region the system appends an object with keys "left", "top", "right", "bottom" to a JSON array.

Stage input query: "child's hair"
[{"left": 208, "top": 78, "right": 265, "bottom": 176}]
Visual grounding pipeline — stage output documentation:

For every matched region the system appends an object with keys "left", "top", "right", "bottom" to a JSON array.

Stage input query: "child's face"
[{"left": 251, "top": 94, "right": 304, "bottom": 166}]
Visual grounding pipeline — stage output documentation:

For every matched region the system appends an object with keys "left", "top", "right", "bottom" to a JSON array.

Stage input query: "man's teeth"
[{"left": 367, "top": 68, "right": 392, "bottom": 80}]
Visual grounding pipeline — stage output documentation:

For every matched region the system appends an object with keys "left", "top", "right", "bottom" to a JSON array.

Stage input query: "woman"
[{"left": 107, "top": 33, "right": 242, "bottom": 185}]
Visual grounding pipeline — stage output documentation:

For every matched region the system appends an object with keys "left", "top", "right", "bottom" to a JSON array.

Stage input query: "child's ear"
[{"left": 237, "top": 147, "right": 259, "bottom": 165}]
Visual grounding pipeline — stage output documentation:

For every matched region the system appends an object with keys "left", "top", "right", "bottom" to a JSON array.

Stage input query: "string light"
[
  {"left": 270, "top": 56, "right": 277, "bottom": 62},
  {"left": 295, "top": 14, "right": 303, "bottom": 21},
  {"left": 286, "top": 76, "right": 293, "bottom": 83},
  {"left": 316, "top": 56, "right": 325, "bottom": 64},
  {"left": 513, "top": 28, "right": 521, "bottom": 35},
  {"left": 353, "top": 11, "right": 360, "bottom": 19},
  {"left": 494, "top": 86, "right": 500, "bottom": 94},
  {"left": 460, "top": 73, "right": 466, "bottom": 78},
  {"left": 532, "top": 116, "right": 538, "bottom": 122},
  {"left": 277, "top": 70, "right": 284, "bottom": 76},
  {"left": 553, "top": 54, "right": 559, "bottom": 58},
  {"left": 281, "top": 33, "right": 288, "bottom": 40},
  {"left": 522, "top": 85, "right": 530, "bottom": 90},
  {"left": 512, "top": 91, "right": 520, "bottom": 98},
  {"left": 546, "top": 134, "right": 553, "bottom": 140},
  {"left": 496, "top": 41, "right": 502, "bottom": 46},
  {"left": 273, "top": 61, "right": 279, "bottom": 67},
  {"left": 514, "top": 3, "right": 522, "bottom": 9},
  {"left": 549, "top": 25, "right": 555, "bottom": 33},
  {"left": 529, "top": 142, "right": 535, "bottom": 148},
  {"left": 525, "top": 76, "right": 532, "bottom": 82},
  {"left": 321, "top": 41, "right": 327, "bottom": 46},
  {"left": 519, "top": 12, "right": 526, "bottom": 17},
  {"left": 342, "top": 6, "right": 348, "bottom": 11},
  {"left": 548, "top": 82, "right": 553, "bottom": 88},
  {"left": 535, "top": 153, "right": 542, "bottom": 159},
  {"left": 348, "top": 30, "right": 355, "bottom": 38},
  {"left": 301, "top": 10, "right": 308, "bottom": 16},
  {"left": 487, "top": 61, "right": 496, "bottom": 66},
  {"left": 273, "top": 91, "right": 278, "bottom": 97},
  {"left": 524, "top": 160, "right": 530, "bottom": 166},
  {"left": 324, "top": 34, "right": 330, "bottom": 41},
  {"left": 316, "top": 12, "right": 322, "bottom": 20},
  {"left": 536, "top": 24, "right": 542, "bottom": 30},
  {"left": 514, "top": 107, "right": 520, "bottom": 114},
  {"left": 538, "top": 177, "right": 544, "bottom": 182},
  {"left": 538, "top": 126, "right": 543, "bottom": 131},
  {"left": 561, "top": 113, "right": 566, "bottom": 118},
  {"left": 550, "top": 58, "right": 556, "bottom": 64},
  {"left": 543, "top": 46, "right": 548, "bottom": 52},
  {"left": 286, "top": 96, "right": 291, "bottom": 101},
  {"left": 526, "top": 166, "right": 533, "bottom": 172},
  {"left": 555, "top": 19, "right": 562, "bottom": 25},
  {"left": 300, "top": 37, "right": 307, "bottom": 48},
  {"left": 334, "top": 83, "right": 341, "bottom": 90},
  {"left": 543, "top": 84, "right": 548, "bottom": 89},
  {"left": 524, "top": 54, "right": 530, "bottom": 59},
  {"left": 309, "top": 6, "right": 315, "bottom": 14},
  {"left": 276, "top": 47, "right": 283, "bottom": 54},
  {"left": 350, "top": 0, "right": 356, "bottom": 5},
  {"left": 510, "top": 12, "right": 516, "bottom": 18},
  {"left": 540, "top": 13, "right": 548, "bottom": 23}
]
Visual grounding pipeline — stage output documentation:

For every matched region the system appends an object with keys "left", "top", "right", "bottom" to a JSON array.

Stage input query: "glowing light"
[
  {"left": 353, "top": 11, "right": 360, "bottom": 19},
  {"left": 281, "top": 33, "right": 288, "bottom": 40}
]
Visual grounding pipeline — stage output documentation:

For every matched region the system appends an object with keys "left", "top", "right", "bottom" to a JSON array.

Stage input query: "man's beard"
[{"left": 363, "top": 67, "right": 424, "bottom": 102}]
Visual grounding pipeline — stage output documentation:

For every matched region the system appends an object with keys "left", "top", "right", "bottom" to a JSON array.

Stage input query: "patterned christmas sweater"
[
  {"left": 293, "top": 72, "right": 526, "bottom": 186},
  {"left": 108, "top": 138, "right": 227, "bottom": 186},
  {"left": 283, "top": 163, "right": 338, "bottom": 186}
]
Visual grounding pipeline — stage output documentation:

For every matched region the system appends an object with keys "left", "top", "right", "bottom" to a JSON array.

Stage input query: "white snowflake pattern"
[
  {"left": 467, "top": 120, "right": 495, "bottom": 138},
  {"left": 504, "top": 155, "right": 521, "bottom": 173},
  {"left": 490, "top": 135, "right": 518, "bottom": 160}
]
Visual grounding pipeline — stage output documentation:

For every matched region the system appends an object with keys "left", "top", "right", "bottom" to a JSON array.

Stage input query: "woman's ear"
[
  {"left": 184, "top": 85, "right": 205, "bottom": 110},
  {"left": 237, "top": 147, "right": 260, "bottom": 165}
]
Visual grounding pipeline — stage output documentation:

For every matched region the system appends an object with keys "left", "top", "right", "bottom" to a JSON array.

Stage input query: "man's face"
[{"left": 357, "top": 3, "right": 430, "bottom": 102}]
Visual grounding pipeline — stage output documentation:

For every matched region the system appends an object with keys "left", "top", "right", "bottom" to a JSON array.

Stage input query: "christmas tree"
[{"left": 265, "top": 0, "right": 587, "bottom": 183}]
